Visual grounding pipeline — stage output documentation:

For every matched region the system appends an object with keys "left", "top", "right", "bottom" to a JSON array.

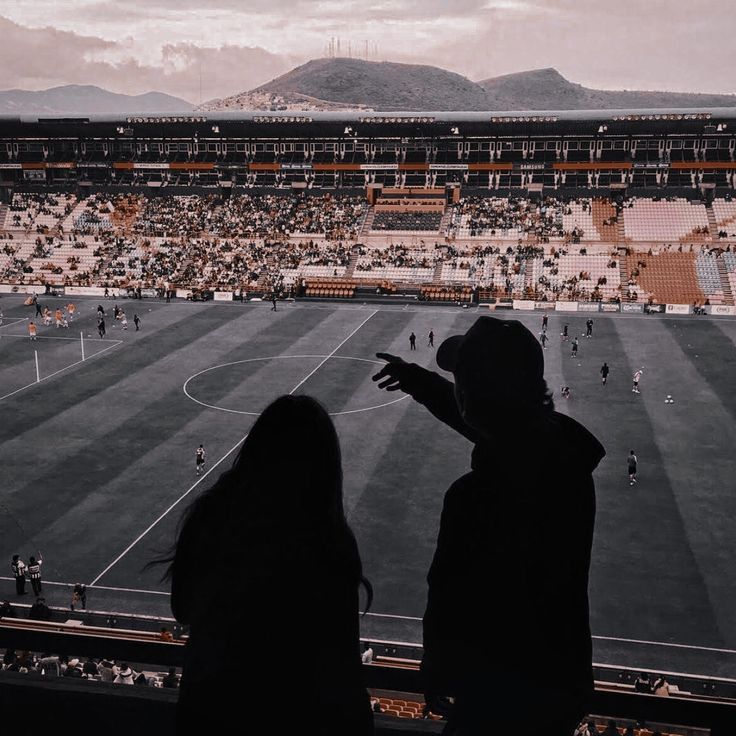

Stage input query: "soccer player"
[
  {"left": 66, "top": 302, "right": 76, "bottom": 321},
  {"left": 628, "top": 450, "right": 638, "bottom": 485},
  {"left": 409, "top": 332, "right": 416, "bottom": 351},
  {"left": 571, "top": 337, "right": 579, "bottom": 358},
  {"left": 585, "top": 319, "right": 593, "bottom": 338},
  {"left": 542, "top": 314, "right": 548, "bottom": 332},
  {"left": 195, "top": 444, "right": 206, "bottom": 475},
  {"left": 42, "top": 307, "right": 52, "bottom": 326},
  {"left": 561, "top": 324, "right": 569, "bottom": 341},
  {"left": 28, "top": 321, "right": 37, "bottom": 341},
  {"left": 271, "top": 295, "right": 277, "bottom": 311},
  {"left": 560, "top": 385, "right": 571, "bottom": 400},
  {"left": 98, "top": 317, "right": 106, "bottom": 339},
  {"left": 540, "top": 332, "right": 548, "bottom": 349},
  {"left": 632, "top": 367, "right": 643, "bottom": 393},
  {"left": 121, "top": 312, "right": 128, "bottom": 330},
  {"left": 600, "top": 362, "right": 609, "bottom": 385},
  {"left": 54, "top": 308, "right": 63, "bottom": 328},
  {"left": 428, "top": 330, "right": 434, "bottom": 348},
  {"left": 134, "top": 314, "right": 141, "bottom": 331}
]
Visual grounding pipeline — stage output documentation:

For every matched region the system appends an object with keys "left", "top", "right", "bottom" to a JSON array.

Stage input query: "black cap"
[{"left": 436, "top": 316, "right": 544, "bottom": 381}]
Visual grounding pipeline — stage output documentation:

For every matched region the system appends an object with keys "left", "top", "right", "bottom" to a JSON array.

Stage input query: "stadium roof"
[{"left": 1, "top": 108, "right": 736, "bottom": 125}]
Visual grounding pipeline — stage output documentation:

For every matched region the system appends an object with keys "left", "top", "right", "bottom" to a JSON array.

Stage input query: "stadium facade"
[{"left": 0, "top": 108, "right": 734, "bottom": 192}]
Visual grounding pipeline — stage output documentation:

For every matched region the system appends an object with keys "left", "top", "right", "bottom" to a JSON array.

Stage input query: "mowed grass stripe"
[
  {"left": 583, "top": 318, "right": 722, "bottom": 647},
  {"left": 0, "top": 307, "right": 336, "bottom": 565},
  {"left": 88, "top": 308, "right": 380, "bottom": 588},
  {"left": 349, "top": 311, "right": 474, "bottom": 618},
  {"left": 667, "top": 319, "right": 736, "bottom": 424},
  {"left": 618, "top": 319, "right": 736, "bottom": 647},
  {"left": 0, "top": 303, "right": 250, "bottom": 441}
]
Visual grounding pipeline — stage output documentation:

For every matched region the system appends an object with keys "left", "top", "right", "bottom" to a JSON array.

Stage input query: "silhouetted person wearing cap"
[{"left": 373, "top": 316, "right": 605, "bottom": 736}]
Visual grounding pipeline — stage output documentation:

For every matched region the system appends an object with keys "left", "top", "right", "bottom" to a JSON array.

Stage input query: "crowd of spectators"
[
  {"left": 1, "top": 648, "right": 180, "bottom": 689},
  {"left": 354, "top": 244, "right": 434, "bottom": 271},
  {"left": 449, "top": 195, "right": 597, "bottom": 242}
]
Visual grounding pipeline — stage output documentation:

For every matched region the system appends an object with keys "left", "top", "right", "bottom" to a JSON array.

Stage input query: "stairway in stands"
[
  {"left": 705, "top": 202, "right": 719, "bottom": 238},
  {"left": 717, "top": 256, "right": 735, "bottom": 305},
  {"left": 618, "top": 250, "right": 630, "bottom": 291},
  {"left": 256, "top": 255, "right": 275, "bottom": 291},
  {"left": 359, "top": 207, "right": 375, "bottom": 237},
  {"left": 345, "top": 247, "right": 360, "bottom": 278},
  {"left": 431, "top": 259, "right": 444, "bottom": 284},
  {"left": 62, "top": 199, "right": 90, "bottom": 232},
  {"left": 438, "top": 206, "right": 453, "bottom": 236},
  {"left": 615, "top": 210, "right": 626, "bottom": 243},
  {"left": 0, "top": 203, "right": 7, "bottom": 230}
]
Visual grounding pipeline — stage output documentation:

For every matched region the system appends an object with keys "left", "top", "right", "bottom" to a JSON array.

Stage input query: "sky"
[{"left": 0, "top": 0, "right": 734, "bottom": 103}]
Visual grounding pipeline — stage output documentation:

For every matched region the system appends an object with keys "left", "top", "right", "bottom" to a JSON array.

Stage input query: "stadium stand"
[
  {"left": 712, "top": 198, "right": 736, "bottom": 239},
  {"left": 623, "top": 198, "right": 710, "bottom": 242}
]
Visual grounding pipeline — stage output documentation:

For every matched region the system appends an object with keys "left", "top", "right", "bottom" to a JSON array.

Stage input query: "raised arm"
[{"left": 372, "top": 353, "right": 480, "bottom": 443}]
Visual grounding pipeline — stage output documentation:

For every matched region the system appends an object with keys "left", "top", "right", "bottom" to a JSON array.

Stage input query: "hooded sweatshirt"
[{"left": 404, "top": 365, "right": 605, "bottom": 724}]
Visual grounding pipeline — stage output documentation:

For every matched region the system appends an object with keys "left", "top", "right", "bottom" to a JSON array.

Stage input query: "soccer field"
[{"left": 1, "top": 294, "right": 736, "bottom": 678}]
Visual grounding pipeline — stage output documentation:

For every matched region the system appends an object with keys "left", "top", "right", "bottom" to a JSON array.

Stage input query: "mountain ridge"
[
  {"left": 0, "top": 85, "right": 194, "bottom": 115},
  {"left": 202, "top": 58, "right": 736, "bottom": 112}
]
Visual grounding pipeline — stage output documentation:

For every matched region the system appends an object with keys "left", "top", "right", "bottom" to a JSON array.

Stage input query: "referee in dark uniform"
[
  {"left": 27, "top": 554, "right": 43, "bottom": 596},
  {"left": 11, "top": 555, "right": 27, "bottom": 595}
]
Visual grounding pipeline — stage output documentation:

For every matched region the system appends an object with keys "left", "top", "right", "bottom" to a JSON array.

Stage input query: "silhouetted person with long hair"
[
  {"left": 162, "top": 395, "right": 373, "bottom": 735},
  {"left": 373, "top": 316, "right": 604, "bottom": 736}
]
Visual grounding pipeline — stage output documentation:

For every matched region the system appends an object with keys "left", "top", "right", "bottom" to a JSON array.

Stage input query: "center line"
[{"left": 89, "top": 309, "right": 377, "bottom": 587}]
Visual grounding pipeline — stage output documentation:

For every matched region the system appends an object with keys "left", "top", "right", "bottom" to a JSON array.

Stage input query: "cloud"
[
  {"left": 0, "top": 1, "right": 734, "bottom": 100},
  {"left": 0, "top": 15, "right": 294, "bottom": 101}
]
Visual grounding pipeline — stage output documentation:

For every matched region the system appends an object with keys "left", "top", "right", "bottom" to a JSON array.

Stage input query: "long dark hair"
[{"left": 160, "top": 394, "right": 372, "bottom": 610}]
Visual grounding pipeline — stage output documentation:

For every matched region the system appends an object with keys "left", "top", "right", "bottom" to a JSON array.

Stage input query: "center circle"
[{"left": 183, "top": 355, "right": 409, "bottom": 416}]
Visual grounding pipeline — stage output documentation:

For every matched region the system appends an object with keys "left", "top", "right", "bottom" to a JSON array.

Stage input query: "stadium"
[{"left": 1, "top": 105, "right": 736, "bottom": 734}]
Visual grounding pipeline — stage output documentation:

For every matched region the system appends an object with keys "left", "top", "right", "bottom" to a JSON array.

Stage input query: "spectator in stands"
[
  {"left": 634, "top": 672, "right": 652, "bottom": 693},
  {"left": 98, "top": 658, "right": 117, "bottom": 682},
  {"left": 83, "top": 658, "right": 98, "bottom": 677},
  {"left": 652, "top": 674, "right": 670, "bottom": 696},
  {"left": 361, "top": 642, "right": 374, "bottom": 664},
  {"left": 64, "top": 658, "right": 83, "bottom": 678},
  {"left": 163, "top": 395, "right": 374, "bottom": 734},
  {"left": 114, "top": 663, "right": 135, "bottom": 685},
  {"left": 162, "top": 666, "right": 179, "bottom": 689},
  {"left": 28, "top": 597, "right": 51, "bottom": 621},
  {"left": 372, "top": 317, "right": 605, "bottom": 735},
  {"left": 0, "top": 600, "right": 16, "bottom": 618},
  {"left": 601, "top": 719, "right": 619, "bottom": 736},
  {"left": 39, "top": 653, "right": 60, "bottom": 676}
]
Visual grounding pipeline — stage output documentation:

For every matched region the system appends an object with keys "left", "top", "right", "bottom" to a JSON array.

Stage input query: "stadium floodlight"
[{"left": 597, "top": 125, "right": 608, "bottom": 133}]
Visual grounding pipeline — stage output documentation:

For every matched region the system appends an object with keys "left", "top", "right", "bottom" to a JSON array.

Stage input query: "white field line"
[
  {"left": 89, "top": 310, "right": 378, "bottom": 586},
  {"left": 0, "top": 339, "right": 123, "bottom": 402},
  {"left": 1, "top": 333, "right": 89, "bottom": 341},
  {"left": 0, "top": 317, "right": 28, "bottom": 329},
  {"left": 0, "top": 575, "right": 168, "bottom": 596}
]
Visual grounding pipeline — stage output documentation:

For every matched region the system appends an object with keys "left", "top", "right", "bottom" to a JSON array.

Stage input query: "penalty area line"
[
  {"left": 0, "top": 339, "right": 123, "bottom": 402},
  {"left": 89, "top": 309, "right": 378, "bottom": 587}
]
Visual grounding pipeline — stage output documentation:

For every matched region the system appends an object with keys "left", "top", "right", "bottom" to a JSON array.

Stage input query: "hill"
[
  {"left": 204, "top": 58, "right": 736, "bottom": 112},
  {"left": 0, "top": 85, "right": 194, "bottom": 115},
  {"left": 479, "top": 68, "right": 736, "bottom": 110},
  {"left": 207, "top": 58, "right": 491, "bottom": 111}
]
